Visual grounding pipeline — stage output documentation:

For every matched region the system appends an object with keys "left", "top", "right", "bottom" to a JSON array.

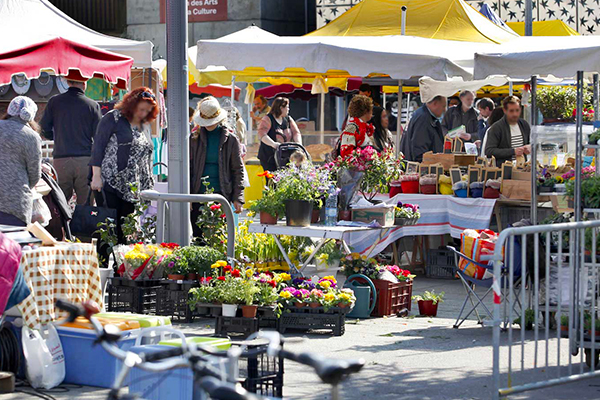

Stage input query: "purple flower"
[{"left": 167, "top": 262, "right": 175, "bottom": 269}]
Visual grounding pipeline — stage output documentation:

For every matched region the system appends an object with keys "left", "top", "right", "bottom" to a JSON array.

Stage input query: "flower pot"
[
  {"left": 338, "top": 210, "right": 352, "bottom": 221},
  {"left": 309, "top": 302, "right": 320, "bottom": 308},
  {"left": 395, "top": 217, "right": 418, "bottom": 226},
  {"left": 483, "top": 187, "right": 500, "bottom": 199},
  {"left": 389, "top": 183, "right": 402, "bottom": 198},
  {"left": 420, "top": 184, "right": 437, "bottom": 194},
  {"left": 187, "top": 273, "right": 198, "bottom": 281},
  {"left": 401, "top": 180, "right": 419, "bottom": 194},
  {"left": 538, "top": 186, "right": 555, "bottom": 194},
  {"left": 285, "top": 199, "right": 313, "bottom": 227},
  {"left": 311, "top": 209, "right": 321, "bottom": 224},
  {"left": 168, "top": 274, "right": 185, "bottom": 281},
  {"left": 338, "top": 303, "right": 349, "bottom": 309},
  {"left": 222, "top": 304, "right": 238, "bottom": 317},
  {"left": 294, "top": 301, "right": 306, "bottom": 308},
  {"left": 259, "top": 212, "right": 278, "bottom": 225},
  {"left": 417, "top": 300, "right": 438, "bottom": 317},
  {"left": 454, "top": 188, "right": 467, "bottom": 198},
  {"left": 241, "top": 305, "right": 258, "bottom": 318}
]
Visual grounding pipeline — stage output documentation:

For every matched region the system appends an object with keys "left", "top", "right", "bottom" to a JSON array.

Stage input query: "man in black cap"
[{"left": 41, "top": 79, "right": 102, "bottom": 204}]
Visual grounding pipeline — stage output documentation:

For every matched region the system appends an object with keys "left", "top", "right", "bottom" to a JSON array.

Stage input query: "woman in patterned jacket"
[
  {"left": 89, "top": 87, "right": 158, "bottom": 244},
  {"left": 339, "top": 95, "right": 375, "bottom": 159}
]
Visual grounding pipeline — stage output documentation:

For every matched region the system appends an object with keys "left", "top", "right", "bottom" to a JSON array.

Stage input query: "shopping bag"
[
  {"left": 70, "top": 190, "right": 117, "bottom": 241},
  {"left": 459, "top": 229, "right": 497, "bottom": 280},
  {"left": 22, "top": 324, "right": 65, "bottom": 389}
]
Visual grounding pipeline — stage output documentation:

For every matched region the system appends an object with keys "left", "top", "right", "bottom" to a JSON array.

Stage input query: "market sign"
[{"left": 160, "top": 0, "right": 228, "bottom": 23}]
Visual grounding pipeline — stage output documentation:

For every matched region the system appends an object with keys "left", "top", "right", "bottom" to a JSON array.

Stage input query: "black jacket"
[
  {"left": 484, "top": 116, "right": 531, "bottom": 166},
  {"left": 40, "top": 87, "right": 102, "bottom": 158},
  {"left": 442, "top": 105, "right": 479, "bottom": 139},
  {"left": 400, "top": 105, "right": 444, "bottom": 162}
]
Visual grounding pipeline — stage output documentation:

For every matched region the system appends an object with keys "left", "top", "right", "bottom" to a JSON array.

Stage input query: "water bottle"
[{"left": 324, "top": 186, "right": 338, "bottom": 226}]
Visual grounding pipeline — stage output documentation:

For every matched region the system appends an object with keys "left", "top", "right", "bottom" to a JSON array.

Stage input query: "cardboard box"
[
  {"left": 421, "top": 152, "right": 477, "bottom": 171},
  {"left": 296, "top": 121, "right": 316, "bottom": 132},
  {"left": 351, "top": 206, "right": 395, "bottom": 227},
  {"left": 502, "top": 180, "right": 531, "bottom": 201}
]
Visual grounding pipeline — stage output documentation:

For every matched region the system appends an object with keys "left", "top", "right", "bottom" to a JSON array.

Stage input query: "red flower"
[
  {"left": 223, "top": 265, "right": 232, "bottom": 273},
  {"left": 402, "top": 270, "right": 410, "bottom": 277},
  {"left": 220, "top": 214, "right": 226, "bottom": 219},
  {"left": 210, "top": 204, "right": 221, "bottom": 211},
  {"left": 200, "top": 277, "right": 212, "bottom": 284},
  {"left": 268, "top": 280, "right": 277, "bottom": 288},
  {"left": 217, "top": 276, "right": 226, "bottom": 281},
  {"left": 264, "top": 271, "right": 274, "bottom": 277},
  {"left": 232, "top": 269, "right": 241, "bottom": 278}
]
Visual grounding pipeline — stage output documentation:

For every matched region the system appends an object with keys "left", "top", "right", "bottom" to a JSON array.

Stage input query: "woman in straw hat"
[{"left": 190, "top": 96, "right": 244, "bottom": 238}]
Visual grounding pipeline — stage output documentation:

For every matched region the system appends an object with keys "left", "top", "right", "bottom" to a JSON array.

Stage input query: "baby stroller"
[
  {"left": 40, "top": 159, "right": 73, "bottom": 241},
  {"left": 275, "top": 143, "right": 311, "bottom": 168}
]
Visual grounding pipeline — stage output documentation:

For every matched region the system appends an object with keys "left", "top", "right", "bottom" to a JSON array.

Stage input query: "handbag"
[{"left": 70, "top": 190, "right": 117, "bottom": 241}]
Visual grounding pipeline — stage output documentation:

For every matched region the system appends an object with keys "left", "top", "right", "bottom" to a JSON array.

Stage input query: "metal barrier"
[
  {"left": 488, "top": 220, "right": 600, "bottom": 399},
  {"left": 140, "top": 190, "right": 236, "bottom": 261}
]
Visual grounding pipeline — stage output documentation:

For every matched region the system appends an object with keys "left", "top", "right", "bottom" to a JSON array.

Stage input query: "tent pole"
[
  {"left": 320, "top": 92, "right": 325, "bottom": 143},
  {"left": 594, "top": 74, "right": 599, "bottom": 122},
  {"left": 231, "top": 75, "right": 236, "bottom": 106},
  {"left": 165, "top": 0, "right": 190, "bottom": 245},
  {"left": 525, "top": 0, "right": 533, "bottom": 36},
  {"left": 401, "top": 6, "right": 407, "bottom": 36},
  {"left": 396, "top": 80, "right": 402, "bottom": 157},
  {"left": 573, "top": 70, "right": 584, "bottom": 337},
  {"left": 509, "top": 81, "right": 513, "bottom": 96},
  {"left": 383, "top": 92, "right": 386, "bottom": 108},
  {"left": 530, "top": 75, "right": 538, "bottom": 224}
]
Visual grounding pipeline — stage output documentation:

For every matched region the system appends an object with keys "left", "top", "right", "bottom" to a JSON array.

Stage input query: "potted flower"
[
  {"left": 173, "top": 246, "right": 224, "bottom": 280},
  {"left": 536, "top": 86, "right": 578, "bottom": 123},
  {"left": 254, "top": 278, "right": 279, "bottom": 307},
  {"left": 308, "top": 289, "right": 324, "bottom": 308},
  {"left": 589, "top": 129, "right": 600, "bottom": 145},
  {"left": 394, "top": 202, "right": 420, "bottom": 226},
  {"left": 566, "top": 168, "right": 600, "bottom": 209},
  {"left": 537, "top": 176, "right": 557, "bottom": 194},
  {"left": 272, "top": 165, "right": 322, "bottom": 227},
  {"left": 340, "top": 253, "right": 380, "bottom": 281},
  {"left": 413, "top": 290, "right": 445, "bottom": 317},
  {"left": 163, "top": 254, "right": 187, "bottom": 281},
  {"left": 241, "top": 279, "right": 260, "bottom": 318},
  {"left": 188, "top": 280, "right": 216, "bottom": 312},
  {"left": 214, "top": 274, "right": 245, "bottom": 317},
  {"left": 337, "top": 288, "right": 356, "bottom": 309},
  {"left": 249, "top": 183, "right": 283, "bottom": 225},
  {"left": 314, "top": 241, "right": 344, "bottom": 276}
]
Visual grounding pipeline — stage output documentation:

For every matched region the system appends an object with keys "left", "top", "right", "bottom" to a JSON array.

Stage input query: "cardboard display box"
[
  {"left": 352, "top": 206, "right": 395, "bottom": 227},
  {"left": 422, "top": 152, "right": 477, "bottom": 171}
]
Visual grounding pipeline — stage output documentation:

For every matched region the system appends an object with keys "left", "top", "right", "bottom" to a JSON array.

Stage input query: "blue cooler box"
[
  {"left": 129, "top": 345, "right": 193, "bottom": 400},
  {"left": 57, "top": 325, "right": 140, "bottom": 388}
]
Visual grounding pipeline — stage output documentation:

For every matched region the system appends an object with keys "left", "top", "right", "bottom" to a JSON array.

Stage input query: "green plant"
[
  {"left": 589, "top": 129, "right": 600, "bottom": 145},
  {"left": 567, "top": 175, "right": 600, "bottom": 209},
  {"left": 241, "top": 279, "right": 259, "bottom": 306},
  {"left": 121, "top": 184, "right": 156, "bottom": 244},
  {"left": 340, "top": 253, "right": 380, "bottom": 280},
  {"left": 254, "top": 282, "right": 279, "bottom": 306},
  {"left": 214, "top": 275, "right": 245, "bottom": 305},
  {"left": 412, "top": 290, "right": 445, "bottom": 304},
  {"left": 180, "top": 246, "right": 224, "bottom": 276},
  {"left": 95, "top": 218, "right": 118, "bottom": 265},
  {"left": 513, "top": 309, "right": 536, "bottom": 330},
  {"left": 248, "top": 186, "right": 284, "bottom": 217},
  {"left": 188, "top": 283, "right": 216, "bottom": 308},
  {"left": 272, "top": 164, "right": 334, "bottom": 206},
  {"left": 536, "top": 86, "right": 577, "bottom": 121},
  {"left": 194, "top": 179, "right": 227, "bottom": 252},
  {"left": 315, "top": 241, "right": 344, "bottom": 267},
  {"left": 163, "top": 253, "right": 188, "bottom": 276}
]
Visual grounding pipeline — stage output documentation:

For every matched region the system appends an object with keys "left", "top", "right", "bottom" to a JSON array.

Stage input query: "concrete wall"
[{"left": 126, "top": 0, "right": 314, "bottom": 60}]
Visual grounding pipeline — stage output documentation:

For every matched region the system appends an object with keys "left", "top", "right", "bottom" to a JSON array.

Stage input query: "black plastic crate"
[
  {"left": 426, "top": 249, "right": 456, "bottom": 279},
  {"left": 107, "top": 284, "right": 160, "bottom": 314},
  {"left": 237, "top": 341, "right": 284, "bottom": 398},
  {"left": 278, "top": 308, "right": 346, "bottom": 336},
  {"left": 156, "top": 287, "right": 194, "bottom": 323},
  {"left": 216, "top": 316, "right": 259, "bottom": 338}
]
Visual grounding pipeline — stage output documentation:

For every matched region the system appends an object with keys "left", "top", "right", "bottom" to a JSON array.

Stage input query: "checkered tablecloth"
[{"left": 17, "top": 243, "right": 103, "bottom": 329}]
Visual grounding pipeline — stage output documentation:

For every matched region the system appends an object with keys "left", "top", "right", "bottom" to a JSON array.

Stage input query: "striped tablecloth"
[
  {"left": 17, "top": 243, "right": 103, "bottom": 329},
  {"left": 346, "top": 194, "right": 497, "bottom": 256}
]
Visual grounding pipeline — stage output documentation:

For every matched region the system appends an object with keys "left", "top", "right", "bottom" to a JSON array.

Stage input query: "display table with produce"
[
  {"left": 248, "top": 222, "right": 392, "bottom": 275},
  {"left": 345, "top": 194, "right": 497, "bottom": 257},
  {"left": 18, "top": 242, "right": 103, "bottom": 329}
]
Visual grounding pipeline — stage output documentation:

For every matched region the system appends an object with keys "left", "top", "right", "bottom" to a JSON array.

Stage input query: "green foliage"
[
  {"left": 214, "top": 275, "right": 246, "bottom": 305},
  {"left": 255, "top": 283, "right": 279, "bottom": 307},
  {"left": 248, "top": 186, "right": 284, "bottom": 217},
  {"left": 95, "top": 218, "right": 118, "bottom": 265},
  {"left": 121, "top": 184, "right": 156, "bottom": 244},
  {"left": 194, "top": 179, "right": 227, "bottom": 253},
  {"left": 513, "top": 309, "right": 536, "bottom": 330},
  {"left": 589, "top": 129, "right": 600, "bottom": 145},
  {"left": 412, "top": 290, "right": 445, "bottom": 304},
  {"left": 536, "top": 86, "right": 578, "bottom": 120},
  {"left": 188, "top": 285, "right": 216, "bottom": 308},
  {"left": 163, "top": 245, "right": 224, "bottom": 277},
  {"left": 567, "top": 176, "right": 600, "bottom": 209}
]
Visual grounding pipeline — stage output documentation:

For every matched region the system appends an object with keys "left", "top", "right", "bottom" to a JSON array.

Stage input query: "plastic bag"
[
  {"left": 22, "top": 324, "right": 65, "bottom": 389},
  {"left": 31, "top": 193, "right": 51, "bottom": 227}
]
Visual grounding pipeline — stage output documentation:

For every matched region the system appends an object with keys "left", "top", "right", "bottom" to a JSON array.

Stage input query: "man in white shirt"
[{"left": 484, "top": 96, "right": 531, "bottom": 166}]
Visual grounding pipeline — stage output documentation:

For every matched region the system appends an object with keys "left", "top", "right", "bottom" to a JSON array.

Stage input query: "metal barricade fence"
[
  {"left": 140, "top": 190, "right": 236, "bottom": 261},
  {"left": 487, "top": 220, "right": 600, "bottom": 399}
]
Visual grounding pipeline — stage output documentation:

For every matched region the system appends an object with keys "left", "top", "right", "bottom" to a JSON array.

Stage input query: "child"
[{"left": 289, "top": 150, "right": 308, "bottom": 167}]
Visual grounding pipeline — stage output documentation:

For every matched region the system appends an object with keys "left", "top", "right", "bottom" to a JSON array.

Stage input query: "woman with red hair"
[{"left": 89, "top": 87, "right": 158, "bottom": 244}]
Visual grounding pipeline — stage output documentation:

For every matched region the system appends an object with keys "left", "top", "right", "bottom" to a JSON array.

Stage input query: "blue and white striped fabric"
[{"left": 346, "top": 194, "right": 497, "bottom": 256}]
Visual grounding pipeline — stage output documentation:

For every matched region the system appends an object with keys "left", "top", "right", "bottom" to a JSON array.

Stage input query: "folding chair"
[{"left": 446, "top": 245, "right": 525, "bottom": 329}]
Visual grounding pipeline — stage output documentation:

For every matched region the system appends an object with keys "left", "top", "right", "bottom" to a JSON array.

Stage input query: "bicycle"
[{"left": 55, "top": 299, "right": 364, "bottom": 400}]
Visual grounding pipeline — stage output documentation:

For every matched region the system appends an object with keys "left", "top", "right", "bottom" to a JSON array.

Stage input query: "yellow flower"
[
  {"left": 322, "top": 276, "right": 336, "bottom": 283},
  {"left": 353, "top": 267, "right": 359, "bottom": 272},
  {"left": 245, "top": 269, "right": 254, "bottom": 278},
  {"left": 211, "top": 263, "right": 220, "bottom": 269},
  {"left": 279, "top": 291, "right": 292, "bottom": 299},
  {"left": 361, "top": 255, "right": 367, "bottom": 260},
  {"left": 247, "top": 210, "right": 256, "bottom": 218},
  {"left": 352, "top": 253, "right": 360, "bottom": 260},
  {"left": 280, "top": 273, "right": 291, "bottom": 281},
  {"left": 339, "top": 293, "right": 352, "bottom": 301},
  {"left": 217, "top": 260, "right": 228, "bottom": 267},
  {"left": 319, "top": 281, "right": 332, "bottom": 289},
  {"left": 324, "top": 293, "right": 335, "bottom": 302},
  {"left": 274, "top": 275, "right": 282, "bottom": 283}
]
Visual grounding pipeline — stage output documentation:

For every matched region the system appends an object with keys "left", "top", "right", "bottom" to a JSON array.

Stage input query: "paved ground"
[{"left": 5, "top": 277, "right": 600, "bottom": 400}]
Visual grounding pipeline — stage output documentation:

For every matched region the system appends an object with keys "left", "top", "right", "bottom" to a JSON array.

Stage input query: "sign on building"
[{"left": 160, "top": 0, "right": 228, "bottom": 23}]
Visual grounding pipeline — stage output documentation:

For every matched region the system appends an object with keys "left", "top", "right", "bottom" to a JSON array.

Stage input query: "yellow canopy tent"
[
  {"left": 506, "top": 20, "right": 580, "bottom": 37},
  {"left": 307, "top": 0, "right": 518, "bottom": 43}
]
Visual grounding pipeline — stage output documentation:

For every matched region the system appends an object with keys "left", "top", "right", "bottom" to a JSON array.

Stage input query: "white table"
[{"left": 248, "top": 223, "right": 392, "bottom": 274}]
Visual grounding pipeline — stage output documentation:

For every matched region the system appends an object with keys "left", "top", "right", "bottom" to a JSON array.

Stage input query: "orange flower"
[
  {"left": 266, "top": 173, "right": 274, "bottom": 179},
  {"left": 258, "top": 171, "right": 270, "bottom": 177}
]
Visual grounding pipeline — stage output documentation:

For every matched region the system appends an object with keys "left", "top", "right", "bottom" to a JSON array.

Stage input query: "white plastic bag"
[
  {"left": 31, "top": 192, "right": 51, "bottom": 227},
  {"left": 22, "top": 324, "right": 65, "bottom": 389}
]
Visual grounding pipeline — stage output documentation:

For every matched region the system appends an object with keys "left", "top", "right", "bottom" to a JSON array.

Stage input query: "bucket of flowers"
[
  {"left": 340, "top": 253, "right": 380, "bottom": 281},
  {"left": 394, "top": 202, "right": 420, "bottom": 226}
]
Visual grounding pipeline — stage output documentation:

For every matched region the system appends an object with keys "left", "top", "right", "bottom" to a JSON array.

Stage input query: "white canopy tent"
[{"left": 0, "top": 0, "right": 153, "bottom": 67}]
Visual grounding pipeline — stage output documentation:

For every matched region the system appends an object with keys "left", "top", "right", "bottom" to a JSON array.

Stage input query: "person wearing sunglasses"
[{"left": 89, "top": 87, "right": 158, "bottom": 245}]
